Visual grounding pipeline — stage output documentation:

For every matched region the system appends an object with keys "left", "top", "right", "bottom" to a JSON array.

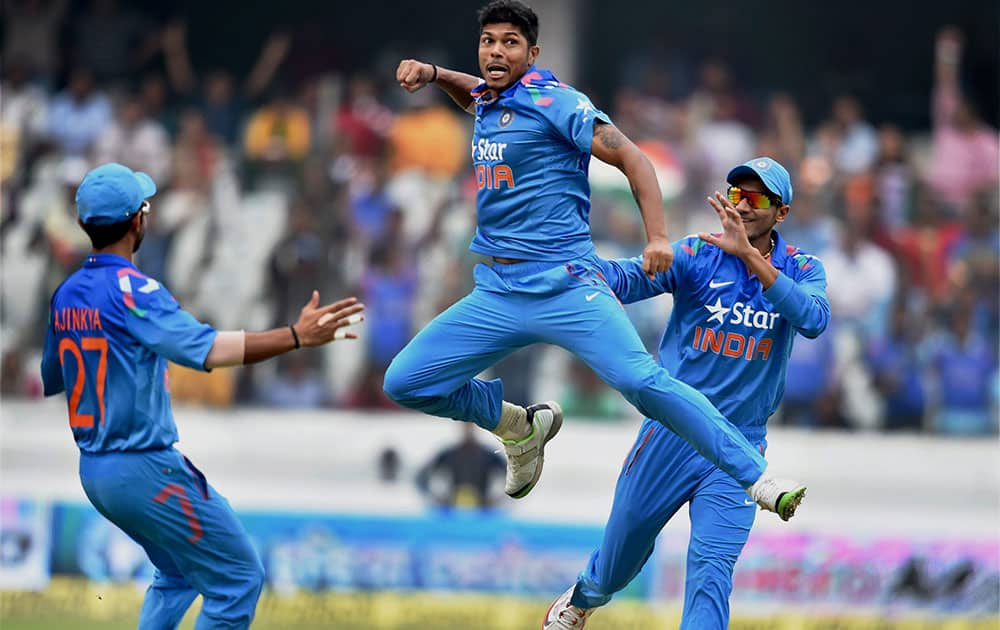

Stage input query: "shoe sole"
[
  {"left": 508, "top": 401, "right": 564, "bottom": 499},
  {"left": 777, "top": 486, "right": 806, "bottom": 521}
]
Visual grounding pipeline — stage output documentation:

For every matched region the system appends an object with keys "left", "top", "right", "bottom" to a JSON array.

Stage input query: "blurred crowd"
[{"left": 2, "top": 1, "right": 997, "bottom": 436}]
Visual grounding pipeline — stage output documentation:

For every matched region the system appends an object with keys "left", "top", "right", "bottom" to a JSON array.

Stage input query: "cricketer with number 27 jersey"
[{"left": 41, "top": 253, "right": 217, "bottom": 453}]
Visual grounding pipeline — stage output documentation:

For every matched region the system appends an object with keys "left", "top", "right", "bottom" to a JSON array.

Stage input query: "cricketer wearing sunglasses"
[{"left": 544, "top": 157, "right": 830, "bottom": 629}]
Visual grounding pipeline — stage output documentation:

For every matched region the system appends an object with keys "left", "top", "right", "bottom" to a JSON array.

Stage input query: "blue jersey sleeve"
[
  {"left": 763, "top": 256, "right": 830, "bottom": 339},
  {"left": 40, "top": 310, "right": 65, "bottom": 396},
  {"left": 122, "top": 276, "right": 217, "bottom": 370},
  {"left": 545, "top": 88, "right": 611, "bottom": 154},
  {"left": 599, "top": 239, "right": 690, "bottom": 304}
]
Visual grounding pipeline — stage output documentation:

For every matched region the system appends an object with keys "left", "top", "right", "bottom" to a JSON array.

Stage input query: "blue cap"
[
  {"left": 76, "top": 163, "right": 157, "bottom": 225},
  {"left": 726, "top": 157, "right": 793, "bottom": 205}
]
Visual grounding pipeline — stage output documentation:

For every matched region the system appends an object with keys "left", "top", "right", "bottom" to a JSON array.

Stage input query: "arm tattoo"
[{"left": 595, "top": 122, "right": 624, "bottom": 150}]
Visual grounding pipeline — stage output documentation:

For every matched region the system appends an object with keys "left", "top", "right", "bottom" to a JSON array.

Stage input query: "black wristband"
[
  {"left": 430, "top": 64, "right": 438, "bottom": 83},
  {"left": 289, "top": 324, "right": 300, "bottom": 349}
]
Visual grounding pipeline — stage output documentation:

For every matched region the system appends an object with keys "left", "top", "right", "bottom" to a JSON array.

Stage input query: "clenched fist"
[{"left": 397, "top": 59, "right": 435, "bottom": 92}]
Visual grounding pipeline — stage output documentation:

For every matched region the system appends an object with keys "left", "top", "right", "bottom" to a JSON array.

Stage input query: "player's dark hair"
[
  {"left": 81, "top": 217, "right": 134, "bottom": 249},
  {"left": 478, "top": 0, "right": 539, "bottom": 46}
]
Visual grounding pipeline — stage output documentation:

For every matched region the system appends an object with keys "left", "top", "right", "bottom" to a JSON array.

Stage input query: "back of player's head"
[
  {"left": 80, "top": 218, "right": 135, "bottom": 250},
  {"left": 76, "top": 163, "right": 156, "bottom": 226},
  {"left": 479, "top": 0, "right": 539, "bottom": 46},
  {"left": 76, "top": 162, "right": 157, "bottom": 249}
]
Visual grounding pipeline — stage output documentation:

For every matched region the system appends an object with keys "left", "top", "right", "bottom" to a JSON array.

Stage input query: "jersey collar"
[
  {"left": 469, "top": 65, "right": 560, "bottom": 106},
  {"left": 770, "top": 230, "right": 790, "bottom": 268},
  {"left": 84, "top": 253, "right": 136, "bottom": 269}
]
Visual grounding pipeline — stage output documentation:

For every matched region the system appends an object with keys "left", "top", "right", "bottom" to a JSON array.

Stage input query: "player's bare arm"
[
  {"left": 702, "top": 192, "right": 780, "bottom": 288},
  {"left": 591, "top": 121, "right": 672, "bottom": 279},
  {"left": 396, "top": 59, "right": 481, "bottom": 114},
  {"left": 207, "top": 293, "right": 365, "bottom": 367}
]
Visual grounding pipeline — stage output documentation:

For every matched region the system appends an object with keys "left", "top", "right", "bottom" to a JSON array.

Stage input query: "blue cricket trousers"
[
  {"left": 574, "top": 420, "right": 765, "bottom": 628},
  {"left": 383, "top": 256, "right": 766, "bottom": 488},
  {"left": 79, "top": 449, "right": 264, "bottom": 630}
]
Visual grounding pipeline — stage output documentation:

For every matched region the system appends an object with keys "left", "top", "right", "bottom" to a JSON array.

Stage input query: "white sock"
[
  {"left": 493, "top": 401, "right": 530, "bottom": 441},
  {"left": 747, "top": 471, "right": 769, "bottom": 496}
]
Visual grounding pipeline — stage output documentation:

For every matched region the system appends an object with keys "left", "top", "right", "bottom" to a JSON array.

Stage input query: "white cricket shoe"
[
  {"left": 748, "top": 475, "right": 807, "bottom": 521},
  {"left": 501, "top": 401, "right": 563, "bottom": 498},
  {"left": 543, "top": 585, "right": 593, "bottom": 629}
]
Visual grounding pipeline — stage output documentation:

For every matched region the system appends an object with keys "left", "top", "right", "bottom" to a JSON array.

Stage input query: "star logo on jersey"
[
  {"left": 575, "top": 98, "right": 593, "bottom": 115},
  {"left": 704, "top": 297, "right": 731, "bottom": 323},
  {"left": 498, "top": 108, "right": 514, "bottom": 127}
]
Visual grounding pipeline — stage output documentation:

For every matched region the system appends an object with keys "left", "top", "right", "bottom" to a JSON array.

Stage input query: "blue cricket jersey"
[
  {"left": 468, "top": 67, "right": 610, "bottom": 262},
  {"left": 40, "top": 253, "right": 217, "bottom": 453},
  {"left": 601, "top": 232, "right": 830, "bottom": 433}
]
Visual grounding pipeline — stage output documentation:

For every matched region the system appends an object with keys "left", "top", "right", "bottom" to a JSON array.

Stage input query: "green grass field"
[
  {"left": 2, "top": 579, "right": 996, "bottom": 630},
  {"left": 2, "top": 580, "right": 660, "bottom": 630}
]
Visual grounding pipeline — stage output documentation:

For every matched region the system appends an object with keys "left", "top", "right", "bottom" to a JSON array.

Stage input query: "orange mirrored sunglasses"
[{"left": 727, "top": 186, "right": 779, "bottom": 209}]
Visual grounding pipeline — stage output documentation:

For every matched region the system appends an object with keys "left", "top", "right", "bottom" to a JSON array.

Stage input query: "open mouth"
[{"left": 486, "top": 64, "right": 509, "bottom": 80}]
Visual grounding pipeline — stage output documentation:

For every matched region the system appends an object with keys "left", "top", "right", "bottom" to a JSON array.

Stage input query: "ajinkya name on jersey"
[
  {"left": 692, "top": 296, "right": 781, "bottom": 362},
  {"left": 473, "top": 136, "right": 515, "bottom": 190}
]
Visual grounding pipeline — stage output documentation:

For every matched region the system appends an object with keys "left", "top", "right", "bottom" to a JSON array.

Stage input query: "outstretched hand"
[
  {"left": 698, "top": 192, "right": 755, "bottom": 257},
  {"left": 397, "top": 59, "right": 434, "bottom": 93},
  {"left": 293, "top": 291, "right": 365, "bottom": 346}
]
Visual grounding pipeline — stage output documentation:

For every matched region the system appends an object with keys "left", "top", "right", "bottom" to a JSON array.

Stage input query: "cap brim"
[
  {"left": 726, "top": 165, "right": 758, "bottom": 186},
  {"left": 133, "top": 171, "right": 157, "bottom": 198}
]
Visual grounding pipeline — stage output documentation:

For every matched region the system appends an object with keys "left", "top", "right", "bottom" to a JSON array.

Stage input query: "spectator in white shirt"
[
  {"left": 95, "top": 94, "right": 172, "bottom": 184},
  {"left": 45, "top": 67, "right": 112, "bottom": 157}
]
